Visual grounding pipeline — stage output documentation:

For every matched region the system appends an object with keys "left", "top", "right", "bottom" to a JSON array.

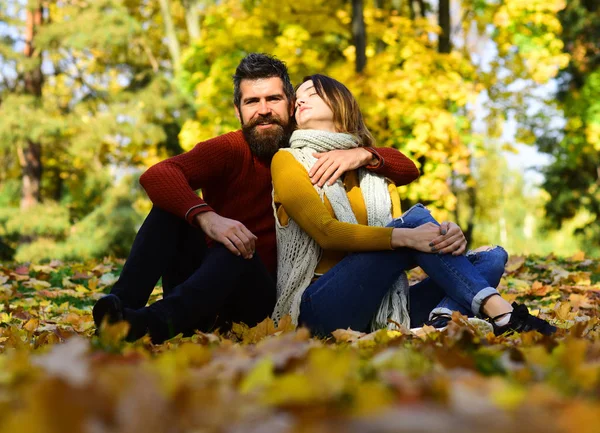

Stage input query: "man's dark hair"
[{"left": 233, "top": 53, "right": 294, "bottom": 109}]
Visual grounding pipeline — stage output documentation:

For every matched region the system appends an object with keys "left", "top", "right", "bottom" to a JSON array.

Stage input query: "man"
[{"left": 92, "top": 53, "right": 420, "bottom": 343}]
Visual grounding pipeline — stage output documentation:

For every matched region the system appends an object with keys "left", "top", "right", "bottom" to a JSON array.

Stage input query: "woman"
[{"left": 271, "top": 74, "right": 556, "bottom": 337}]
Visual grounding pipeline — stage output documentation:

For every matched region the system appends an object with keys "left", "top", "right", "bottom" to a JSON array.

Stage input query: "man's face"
[{"left": 235, "top": 77, "right": 294, "bottom": 159}]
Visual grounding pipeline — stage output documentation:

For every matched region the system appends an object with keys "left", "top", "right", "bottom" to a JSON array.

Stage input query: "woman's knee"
[
  {"left": 469, "top": 245, "right": 509, "bottom": 269},
  {"left": 388, "top": 204, "right": 439, "bottom": 228}
]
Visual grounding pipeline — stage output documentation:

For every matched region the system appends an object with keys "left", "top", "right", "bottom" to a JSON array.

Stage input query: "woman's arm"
[
  {"left": 273, "top": 151, "right": 440, "bottom": 253},
  {"left": 273, "top": 151, "right": 395, "bottom": 252}
]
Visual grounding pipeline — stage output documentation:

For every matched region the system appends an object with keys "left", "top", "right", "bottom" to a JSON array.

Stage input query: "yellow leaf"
[
  {"left": 490, "top": 381, "right": 527, "bottom": 410},
  {"left": 555, "top": 302, "right": 576, "bottom": 321},
  {"left": 239, "top": 357, "right": 275, "bottom": 394},
  {"left": 88, "top": 277, "right": 98, "bottom": 291},
  {"left": 264, "top": 373, "right": 315, "bottom": 405},
  {"left": 275, "top": 315, "right": 296, "bottom": 333},
  {"left": 353, "top": 381, "right": 393, "bottom": 415},
  {"left": 98, "top": 320, "right": 130, "bottom": 347},
  {"left": 22, "top": 279, "right": 51, "bottom": 290},
  {"left": 74, "top": 284, "right": 89, "bottom": 293},
  {"left": 24, "top": 318, "right": 39, "bottom": 333}
]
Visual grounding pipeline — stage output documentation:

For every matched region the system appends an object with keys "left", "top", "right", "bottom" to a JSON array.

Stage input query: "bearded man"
[{"left": 92, "top": 53, "right": 420, "bottom": 343}]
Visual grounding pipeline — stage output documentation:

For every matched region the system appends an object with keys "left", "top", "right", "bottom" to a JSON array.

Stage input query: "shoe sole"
[{"left": 410, "top": 318, "right": 494, "bottom": 337}]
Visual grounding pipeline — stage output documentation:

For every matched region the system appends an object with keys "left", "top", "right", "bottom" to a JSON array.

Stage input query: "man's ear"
[{"left": 234, "top": 105, "right": 242, "bottom": 123}]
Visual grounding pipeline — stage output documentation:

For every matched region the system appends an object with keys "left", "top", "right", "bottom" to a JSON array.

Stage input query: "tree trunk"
[
  {"left": 351, "top": 0, "right": 367, "bottom": 73},
  {"left": 18, "top": 141, "right": 42, "bottom": 210},
  {"left": 438, "top": 0, "right": 451, "bottom": 54},
  {"left": 374, "top": 0, "right": 386, "bottom": 54},
  {"left": 182, "top": 0, "right": 201, "bottom": 41},
  {"left": 408, "top": 0, "right": 415, "bottom": 20},
  {"left": 21, "top": 3, "right": 44, "bottom": 210},
  {"left": 158, "top": 0, "right": 181, "bottom": 70},
  {"left": 464, "top": 182, "right": 476, "bottom": 247},
  {"left": 417, "top": 0, "right": 426, "bottom": 18}
]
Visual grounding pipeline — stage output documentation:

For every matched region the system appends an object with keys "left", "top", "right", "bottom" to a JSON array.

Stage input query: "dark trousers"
[{"left": 110, "top": 206, "right": 276, "bottom": 333}]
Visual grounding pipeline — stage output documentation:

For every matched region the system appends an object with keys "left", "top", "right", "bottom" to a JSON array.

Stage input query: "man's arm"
[
  {"left": 308, "top": 147, "right": 419, "bottom": 187},
  {"left": 363, "top": 147, "right": 420, "bottom": 186},
  {"left": 139, "top": 136, "right": 233, "bottom": 223},
  {"left": 139, "top": 133, "right": 256, "bottom": 258}
]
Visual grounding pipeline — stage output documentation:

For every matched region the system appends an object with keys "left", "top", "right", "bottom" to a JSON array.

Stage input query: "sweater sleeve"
[
  {"left": 272, "top": 151, "right": 394, "bottom": 252},
  {"left": 139, "top": 134, "right": 238, "bottom": 224},
  {"left": 364, "top": 147, "right": 420, "bottom": 186}
]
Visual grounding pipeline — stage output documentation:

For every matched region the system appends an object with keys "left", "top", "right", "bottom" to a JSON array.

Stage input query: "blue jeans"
[{"left": 298, "top": 204, "right": 508, "bottom": 336}]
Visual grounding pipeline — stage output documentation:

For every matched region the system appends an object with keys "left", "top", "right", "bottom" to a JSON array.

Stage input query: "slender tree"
[
  {"left": 158, "top": 0, "right": 181, "bottom": 70},
  {"left": 438, "top": 0, "right": 451, "bottom": 54},
  {"left": 351, "top": 0, "right": 367, "bottom": 73},
  {"left": 19, "top": 2, "right": 44, "bottom": 210}
]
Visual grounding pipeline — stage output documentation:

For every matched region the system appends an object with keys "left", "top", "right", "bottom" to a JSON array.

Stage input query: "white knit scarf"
[{"left": 272, "top": 129, "right": 410, "bottom": 331}]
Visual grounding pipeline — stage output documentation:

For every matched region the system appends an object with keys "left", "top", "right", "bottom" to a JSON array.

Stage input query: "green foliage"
[
  {"left": 2, "top": 202, "right": 70, "bottom": 239},
  {"left": 536, "top": 0, "right": 600, "bottom": 254},
  {"left": 13, "top": 176, "right": 146, "bottom": 263}
]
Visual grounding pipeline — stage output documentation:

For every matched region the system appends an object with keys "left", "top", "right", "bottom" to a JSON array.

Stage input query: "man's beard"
[{"left": 241, "top": 114, "right": 292, "bottom": 159}]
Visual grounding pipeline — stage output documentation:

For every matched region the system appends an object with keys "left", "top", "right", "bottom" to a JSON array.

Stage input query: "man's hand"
[
  {"left": 196, "top": 211, "right": 257, "bottom": 259},
  {"left": 309, "top": 148, "right": 376, "bottom": 187},
  {"left": 429, "top": 221, "right": 467, "bottom": 256}
]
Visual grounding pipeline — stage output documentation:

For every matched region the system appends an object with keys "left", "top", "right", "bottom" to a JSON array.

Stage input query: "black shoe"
[
  {"left": 490, "top": 302, "right": 557, "bottom": 336},
  {"left": 93, "top": 294, "right": 124, "bottom": 328},
  {"left": 425, "top": 313, "right": 452, "bottom": 329},
  {"left": 122, "top": 308, "right": 151, "bottom": 342}
]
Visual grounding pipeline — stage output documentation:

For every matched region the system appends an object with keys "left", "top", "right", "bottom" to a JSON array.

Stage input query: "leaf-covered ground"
[{"left": 0, "top": 254, "right": 599, "bottom": 433}]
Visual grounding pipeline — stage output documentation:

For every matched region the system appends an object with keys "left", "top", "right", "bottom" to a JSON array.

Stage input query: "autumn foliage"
[{"left": 0, "top": 255, "right": 599, "bottom": 433}]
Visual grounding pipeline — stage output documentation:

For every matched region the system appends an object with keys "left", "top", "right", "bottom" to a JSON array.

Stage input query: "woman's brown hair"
[{"left": 298, "top": 74, "right": 375, "bottom": 147}]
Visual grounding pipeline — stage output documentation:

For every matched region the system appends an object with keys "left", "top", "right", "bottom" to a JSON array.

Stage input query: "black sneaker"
[
  {"left": 490, "top": 302, "right": 557, "bottom": 336},
  {"left": 92, "top": 294, "right": 124, "bottom": 328},
  {"left": 422, "top": 313, "right": 494, "bottom": 335},
  {"left": 425, "top": 313, "right": 452, "bottom": 329}
]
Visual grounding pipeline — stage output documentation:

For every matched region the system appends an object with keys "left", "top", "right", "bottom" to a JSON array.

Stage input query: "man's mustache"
[{"left": 245, "top": 115, "right": 284, "bottom": 129}]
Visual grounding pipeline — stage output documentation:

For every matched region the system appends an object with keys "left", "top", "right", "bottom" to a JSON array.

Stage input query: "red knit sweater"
[{"left": 139, "top": 130, "right": 420, "bottom": 276}]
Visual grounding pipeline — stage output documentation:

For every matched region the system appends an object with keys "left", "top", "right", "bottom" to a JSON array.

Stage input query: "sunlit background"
[{"left": 0, "top": 0, "right": 598, "bottom": 262}]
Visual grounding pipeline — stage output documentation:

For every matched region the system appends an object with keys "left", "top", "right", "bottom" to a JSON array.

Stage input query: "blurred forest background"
[{"left": 0, "top": 0, "right": 598, "bottom": 263}]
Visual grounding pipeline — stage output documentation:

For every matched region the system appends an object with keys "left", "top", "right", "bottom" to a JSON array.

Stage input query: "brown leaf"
[
  {"left": 504, "top": 256, "right": 525, "bottom": 274},
  {"left": 332, "top": 328, "right": 366, "bottom": 343},
  {"left": 72, "top": 271, "right": 92, "bottom": 280},
  {"left": 14, "top": 265, "right": 30, "bottom": 275},
  {"left": 568, "top": 294, "right": 595, "bottom": 310}
]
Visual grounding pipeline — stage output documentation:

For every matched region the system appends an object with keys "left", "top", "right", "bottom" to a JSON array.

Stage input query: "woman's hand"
[
  {"left": 391, "top": 224, "right": 440, "bottom": 252},
  {"left": 429, "top": 222, "right": 467, "bottom": 256},
  {"left": 309, "top": 148, "right": 374, "bottom": 187}
]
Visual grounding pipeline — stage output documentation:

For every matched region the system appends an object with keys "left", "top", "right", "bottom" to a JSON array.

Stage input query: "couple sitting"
[{"left": 92, "top": 53, "right": 555, "bottom": 343}]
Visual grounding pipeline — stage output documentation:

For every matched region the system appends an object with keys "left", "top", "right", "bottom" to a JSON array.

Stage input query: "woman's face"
[{"left": 294, "top": 80, "right": 336, "bottom": 132}]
